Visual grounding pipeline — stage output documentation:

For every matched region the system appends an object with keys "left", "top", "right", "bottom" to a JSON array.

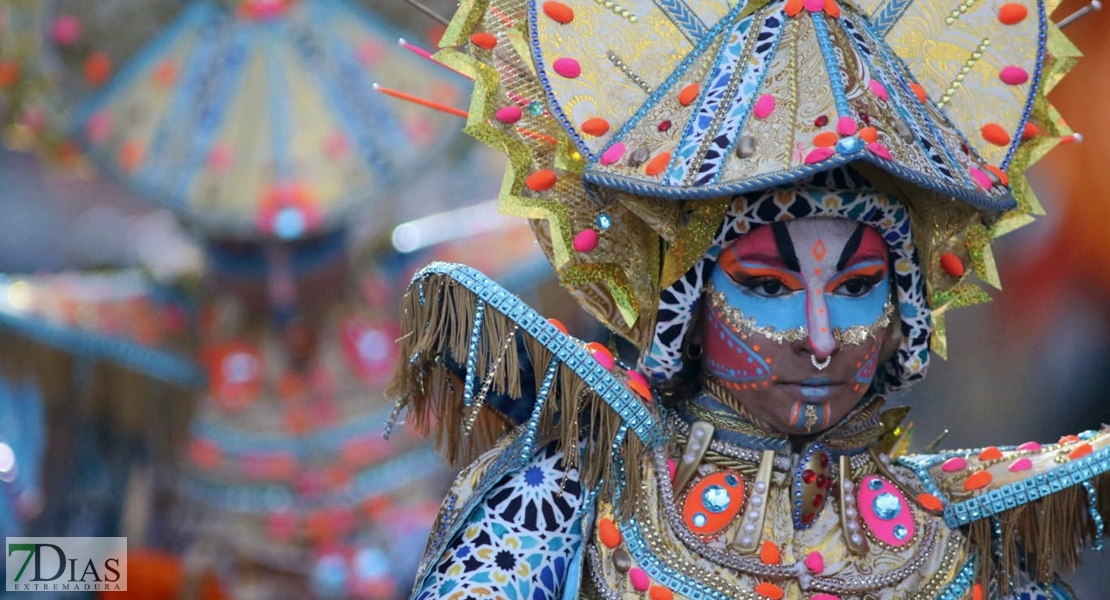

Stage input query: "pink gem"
[
  {"left": 1017, "top": 441, "right": 1042, "bottom": 452},
  {"left": 626, "top": 369, "right": 649, "bottom": 387},
  {"left": 553, "top": 57, "right": 582, "bottom": 79},
  {"left": 495, "top": 106, "right": 523, "bottom": 124},
  {"left": 941, "top": 457, "right": 967, "bottom": 472},
  {"left": 812, "top": 595, "right": 841, "bottom": 600},
  {"left": 50, "top": 15, "right": 82, "bottom": 46},
  {"left": 999, "top": 66, "right": 1029, "bottom": 86},
  {"left": 867, "top": 142, "right": 892, "bottom": 161},
  {"left": 667, "top": 459, "right": 677, "bottom": 482},
  {"left": 590, "top": 347, "right": 615, "bottom": 370},
  {"left": 804, "top": 0, "right": 824, "bottom": 11},
  {"left": 868, "top": 80, "right": 889, "bottom": 101},
  {"left": 600, "top": 143, "right": 626, "bottom": 166},
  {"left": 1009, "top": 457, "right": 1033, "bottom": 472},
  {"left": 86, "top": 111, "right": 113, "bottom": 143},
  {"left": 805, "top": 551, "right": 825, "bottom": 574},
  {"left": 805, "top": 147, "right": 835, "bottom": 164},
  {"left": 573, "top": 229, "right": 600, "bottom": 253},
  {"left": 969, "top": 167, "right": 993, "bottom": 190},
  {"left": 836, "top": 116, "right": 857, "bottom": 136},
  {"left": 753, "top": 94, "right": 776, "bottom": 119},
  {"left": 628, "top": 568, "right": 650, "bottom": 592}
]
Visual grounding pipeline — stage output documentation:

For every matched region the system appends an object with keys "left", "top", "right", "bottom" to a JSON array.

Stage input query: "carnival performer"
[{"left": 385, "top": 0, "right": 1108, "bottom": 597}]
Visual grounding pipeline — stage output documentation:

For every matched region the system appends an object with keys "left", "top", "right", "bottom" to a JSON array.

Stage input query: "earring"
[{"left": 811, "top": 354, "right": 831, "bottom": 371}]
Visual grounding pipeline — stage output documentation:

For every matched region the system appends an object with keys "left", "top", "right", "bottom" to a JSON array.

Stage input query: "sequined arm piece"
[
  {"left": 897, "top": 428, "right": 1110, "bottom": 586},
  {"left": 412, "top": 443, "right": 585, "bottom": 600}
]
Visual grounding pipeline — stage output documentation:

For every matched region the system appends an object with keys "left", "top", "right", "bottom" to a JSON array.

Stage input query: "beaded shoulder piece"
[
  {"left": 387, "top": 262, "right": 665, "bottom": 503},
  {"left": 0, "top": 271, "right": 201, "bottom": 387},
  {"left": 897, "top": 428, "right": 1110, "bottom": 586},
  {"left": 434, "top": 0, "right": 1078, "bottom": 354}
]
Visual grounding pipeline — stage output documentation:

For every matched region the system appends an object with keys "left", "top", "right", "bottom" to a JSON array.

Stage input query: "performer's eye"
[
  {"left": 742, "top": 277, "right": 796, "bottom": 298},
  {"left": 833, "top": 274, "right": 882, "bottom": 297}
]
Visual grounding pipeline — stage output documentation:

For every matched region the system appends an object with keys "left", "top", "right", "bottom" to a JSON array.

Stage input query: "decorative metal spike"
[
  {"left": 1057, "top": 0, "right": 1101, "bottom": 28},
  {"left": 923, "top": 428, "right": 951, "bottom": 453},
  {"left": 399, "top": 0, "right": 452, "bottom": 26}
]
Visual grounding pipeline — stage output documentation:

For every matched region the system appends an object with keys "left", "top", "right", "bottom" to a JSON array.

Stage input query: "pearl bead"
[
  {"left": 743, "top": 523, "right": 756, "bottom": 533},
  {"left": 845, "top": 507, "right": 857, "bottom": 519},
  {"left": 847, "top": 521, "right": 859, "bottom": 532},
  {"left": 750, "top": 496, "right": 763, "bottom": 507},
  {"left": 843, "top": 480, "right": 854, "bottom": 492},
  {"left": 747, "top": 510, "right": 760, "bottom": 520},
  {"left": 851, "top": 534, "right": 863, "bottom": 545},
  {"left": 740, "top": 536, "right": 753, "bottom": 546}
]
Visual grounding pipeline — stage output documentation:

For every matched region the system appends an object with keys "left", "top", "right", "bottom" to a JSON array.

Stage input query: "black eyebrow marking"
[
  {"left": 771, "top": 222, "right": 800, "bottom": 272},
  {"left": 837, "top": 224, "right": 866, "bottom": 271}
]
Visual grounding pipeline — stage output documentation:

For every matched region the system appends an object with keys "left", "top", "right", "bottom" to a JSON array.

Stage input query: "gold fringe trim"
[
  {"left": 387, "top": 271, "right": 651, "bottom": 515},
  {"left": 966, "top": 472, "right": 1109, "bottom": 593}
]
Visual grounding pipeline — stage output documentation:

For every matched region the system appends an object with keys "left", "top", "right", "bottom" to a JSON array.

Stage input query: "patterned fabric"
[
  {"left": 1008, "top": 579, "right": 1077, "bottom": 600},
  {"left": 640, "top": 171, "right": 930, "bottom": 395},
  {"left": 414, "top": 443, "right": 585, "bottom": 600}
]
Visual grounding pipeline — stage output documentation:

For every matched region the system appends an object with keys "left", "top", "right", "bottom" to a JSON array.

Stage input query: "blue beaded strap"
[
  {"left": 412, "top": 262, "right": 665, "bottom": 448},
  {"left": 463, "top": 300, "right": 485, "bottom": 407},
  {"left": 934, "top": 557, "right": 976, "bottom": 600},
  {"left": 652, "top": 0, "right": 711, "bottom": 44},
  {"left": 622, "top": 517, "right": 731, "bottom": 600},
  {"left": 1081, "top": 480, "right": 1104, "bottom": 552}
]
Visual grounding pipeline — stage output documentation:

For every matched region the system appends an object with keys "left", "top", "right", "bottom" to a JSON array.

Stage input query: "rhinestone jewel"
[
  {"left": 527, "top": 101, "right": 544, "bottom": 116},
  {"left": 868, "top": 479, "right": 883, "bottom": 491},
  {"left": 893, "top": 524, "right": 909, "bottom": 540},
  {"left": 836, "top": 136, "right": 864, "bottom": 155},
  {"left": 596, "top": 213, "right": 612, "bottom": 230},
  {"left": 873, "top": 492, "right": 902, "bottom": 520},
  {"left": 702, "top": 485, "right": 731, "bottom": 513},
  {"left": 692, "top": 513, "right": 708, "bottom": 527}
]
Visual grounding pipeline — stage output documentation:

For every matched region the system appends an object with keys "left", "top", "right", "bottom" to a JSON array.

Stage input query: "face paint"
[{"left": 700, "top": 218, "right": 895, "bottom": 436}]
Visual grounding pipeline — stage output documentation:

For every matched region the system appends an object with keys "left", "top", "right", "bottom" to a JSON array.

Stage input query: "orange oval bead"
[
  {"left": 785, "top": 0, "right": 804, "bottom": 16},
  {"left": 759, "top": 541, "right": 781, "bottom": 565},
  {"left": 917, "top": 493, "right": 944, "bottom": 512},
  {"left": 645, "top": 152, "right": 672, "bottom": 176},
  {"left": 0, "top": 61, "right": 21, "bottom": 89},
  {"left": 649, "top": 586, "right": 674, "bottom": 600},
  {"left": 964, "top": 470, "right": 993, "bottom": 491},
  {"left": 581, "top": 117, "right": 610, "bottom": 137},
  {"left": 84, "top": 51, "right": 113, "bottom": 87},
  {"left": 971, "top": 582, "right": 985, "bottom": 600},
  {"left": 526, "top": 169, "right": 557, "bottom": 191},
  {"left": 678, "top": 83, "right": 701, "bottom": 106},
  {"left": 547, "top": 318, "right": 569, "bottom": 334},
  {"left": 683, "top": 471, "right": 745, "bottom": 536},
  {"left": 909, "top": 82, "right": 928, "bottom": 103},
  {"left": 1060, "top": 434, "right": 1081, "bottom": 444},
  {"left": 1069, "top": 442, "right": 1093, "bottom": 460},
  {"left": 859, "top": 127, "right": 879, "bottom": 143},
  {"left": 823, "top": 0, "right": 841, "bottom": 18},
  {"left": 628, "top": 379, "right": 653, "bottom": 402},
  {"left": 118, "top": 141, "right": 145, "bottom": 171},
  {"left": 1022, "top": 122, "right": 1041, "bottom": 140},
  {"left": 981, "top": 123, "right": 1011, "bottom": 146},
  {"left": 598, "top": 517, "right": 622, "bottom": 548},
  {"left": 813, "top": 132, "right": 839, "bottom": 147},
  {"left": 986, "top": 165, "right": 1010, "bottom": 186},
  {"left": 940, "top": 253, "right": 965, "bottom": 278},
  {"left": 470, "top": 32, "right": 498, "bottom": 50},
  {"left": 998, "top": 3, "right": 1028, "bottom": 24},
  {"left": 755, "top": 582, "right": 784, "bottom": 600},
  {"left": 978, "top": 446, "right": 1003, "bottom": 461},
  {"left": 543, "top": 1, "right": 575, "bottom": 23}
]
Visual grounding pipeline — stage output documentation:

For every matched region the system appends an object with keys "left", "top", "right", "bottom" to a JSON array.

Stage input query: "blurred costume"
[{"left": 384, "top": 0, "right": 1109, "bottom": 599}]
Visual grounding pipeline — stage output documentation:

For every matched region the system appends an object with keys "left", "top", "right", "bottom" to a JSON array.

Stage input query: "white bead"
[
  {"left": 755, "top": 481, "right": 767, "bottom": 493},
  {"left": 850, "top": 534, "right": 863, "bottom": 545},
  {"left": 740, "top": 536, "right": 753, "bottom": 546},
  {"left": 750, "top": 496, "right": 763, "bottom": 507},
  {"left": 847, "top": 521, "right": 859, "bottom": 532},
  {"left": 845, "top": 507, "right": 857, "bottom": 519},
  {"left": 843, "top": 480, "right": 854, "bottom": 492},
  {"left": 743, "top": 523, "right": 756, "bottom": 533}
]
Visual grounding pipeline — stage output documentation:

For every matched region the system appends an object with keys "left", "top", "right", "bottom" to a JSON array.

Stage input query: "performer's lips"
[{"left": 779, "top": 378, "right": 839, "bottom": 399}]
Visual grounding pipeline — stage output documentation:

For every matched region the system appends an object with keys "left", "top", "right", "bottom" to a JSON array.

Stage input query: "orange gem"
[
  {"left": 543, "top": 2, "right": 575, "bottom": 24},
  {"left": 755, "top": 582, "right": 784, "bottom": 600},
  {"left": 547, "top": 318, "right": 569, "bottom": 334},
  {"left": 759, "top": 541, "right": 781, "bottom": 565},
  {"left": 785, "top": 0, "right": 804, "bottom": 16},
  {"left": 986, "top": 165, "right": 1010, "bottom": 186},
  {"left": 581, "top": 118, "right": 610, "bottom": 137},
  {"left": 1059, "top": 434, "right": 1081, "bottom": 444},
  {"left": 909, "top": 82, "right": 928, "bottom": 103},
  {"left": 998, "top": 3, "right": 1028, "bottom": 24},
  {"left": 648, "top": 586, "right": 674, "bottom": 600},
  {"left": 1022, "top": 122, "right": 1041, "bottom": 140},
  {"left": 0, "top": 60, "right": 22, "bottom": 89},
  {"left": 84, "top": 51, "right": 113, "bottom": 87},
  {"left": 823, "top": 0, "right": 841, "bottom": 18},
  {"left": 971, "top": 582, "right": 984, "bottom": 600},
  {"left": 152, "top": 60, "right": 177, "bottom": 88},
  {"left": 859, "top": 127, "right": 878, "bottom": 143},
  {"left": 1069, "top": 443, "right": 1093, "bottom": 460},
  {"left": 645, "top": 152, "right": 672, "bottom": 176},
  {"left": 978, "top": 446, "right": 1003, "bottom": 461},
  {"left": 598, "top": 517, "right": 622, "bottom": 548},
  {"left": 526, "top": 169, "right": 558, "bottom": 191},
  {"left": 940, "top": 253, "right": 965, "bottom": 278},
  {"left": 118, "top": 141, "right": 145, "bottom": 172},
  {"left": 678, "top": 83, "right": 701, "bottom": 106},
  {"left": 470, "top": 32, "right": 498, "bottom": 49},
  {"left": 628, "top": 379, "right": 653, "bottom": 402},
  {"left": 981, "top": 123, "right": 1012, "bottom": 146},
  {"left": 964, "top": 470, "right": 993, "bottom": 491},
  {"left": 917, "top": 493, "right": 944, "bottom": 512},
  {"left": 813, "top": 132, "right": 839, "bottom": 147}
]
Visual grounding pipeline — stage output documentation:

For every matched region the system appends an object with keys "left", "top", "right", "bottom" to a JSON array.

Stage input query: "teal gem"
[
  {"left": 868, "top": 479, "right": 883, "bottom": 491},
  {"left": 274, "top": 208, "right": 306, "bottom": 239},
  {"left": 702, "top": 485, "right": 731, "bottom": 513},
  {"left": 692, "top": 513, "right": 707, "bottom": 527},
  {"left": 893, "top": 524, "right": 909, "bottom": 540},
  {"left": 725, "top": 474, "right": 739, "bottom": 486},
  {"left": 873, "top": 492, "right": 902, "bottom": 520},
  {"left": 596, "top": 213, "right": 612, "bottom": 230},
  {"left": 836, "top": 136, "right": 864, "bottom": 155},
  {"left": 528, "top": 101, "right": 544, "bottom": 116}
]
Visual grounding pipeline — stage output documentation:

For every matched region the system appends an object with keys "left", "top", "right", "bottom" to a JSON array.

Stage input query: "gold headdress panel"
[{"left": 435, "top": 0, "right": 1077, "bottom": 358}]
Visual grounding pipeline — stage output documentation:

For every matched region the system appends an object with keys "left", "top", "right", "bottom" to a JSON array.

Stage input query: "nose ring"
[{"left": 811, "top": 354, "right": 831, "bottom": 371}]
